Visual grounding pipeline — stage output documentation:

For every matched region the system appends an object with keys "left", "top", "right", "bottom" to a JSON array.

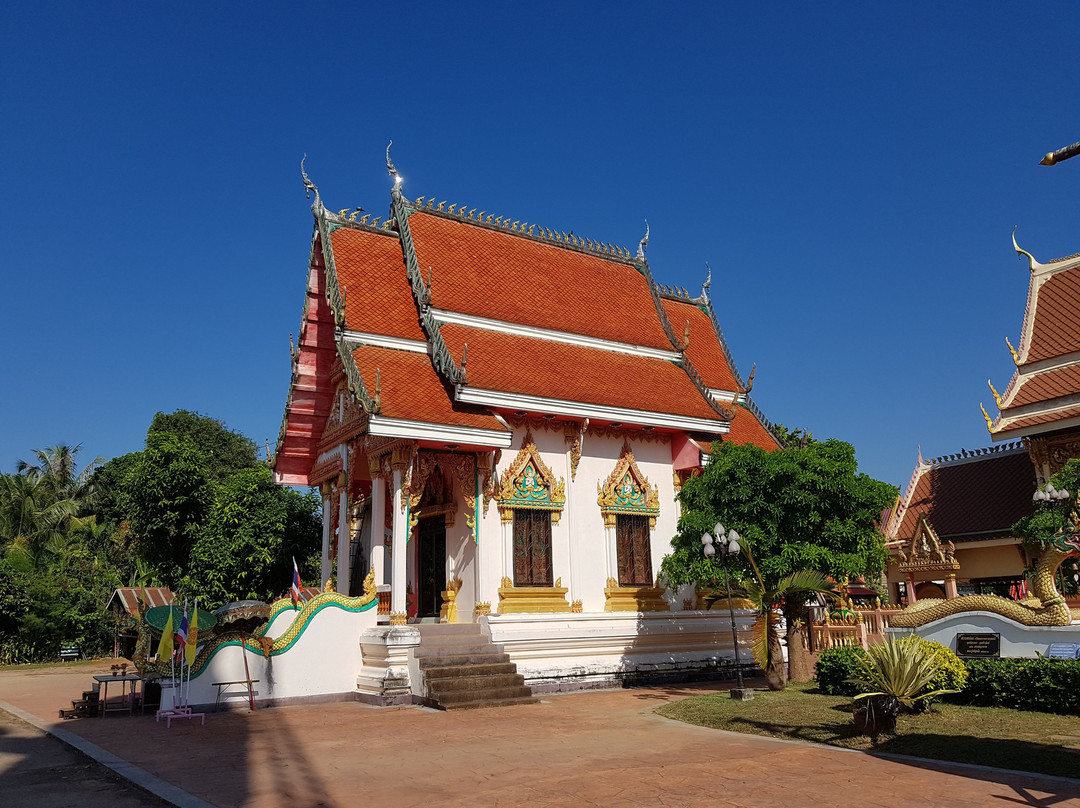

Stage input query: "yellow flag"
[
  {"left": 157, "top": 604, "right": 174, "bottom": 660},
  {"left": 185, "top": 601, "right": 198, "bottom": 665}
]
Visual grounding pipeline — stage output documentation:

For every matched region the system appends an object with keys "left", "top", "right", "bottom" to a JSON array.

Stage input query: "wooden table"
[{"left": 93, "top": 673, "right": 141, "bottom": 717}]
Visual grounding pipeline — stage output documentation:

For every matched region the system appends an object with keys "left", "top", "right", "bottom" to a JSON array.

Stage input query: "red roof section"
[
  {"left": 722, "top": 406, "right": 781, "bottom": 451},
  {"left": 408, "top": 212, "right": 674, "bottom": 351},
  {"left": 350, "top": 345, "right": 505, "bottom": 432},
  {"left": 330, "top": 227, "right": 425, "bottom": 341},
  {"left": 439, "top": 324, "right": 723, "bottom": 422},
  {"left": 1003, "top": 405, "right": 1080, "bottom": 432},
  {"left": 892, "top": 450, "right": 1036, "bottom": 541},
  {"left": 661, "top": 298, "right": 741, "bottom": 391},
  {"left": 1007, "top": 364, "right": 1080, "bottom": 408},
  {"left": 1026, "top": 267, "right": 1080, "bottom": 363}
]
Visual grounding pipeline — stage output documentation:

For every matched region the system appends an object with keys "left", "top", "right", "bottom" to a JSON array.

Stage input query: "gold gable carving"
[
  {"left": 597, "top": 439, "right": 660, "bottom": 529},
  {"left": 893, "top": 513, "right": 960, "bottom": 574},
  {"left": 493, "top": 431, "right": 566, "bottom": 525}
]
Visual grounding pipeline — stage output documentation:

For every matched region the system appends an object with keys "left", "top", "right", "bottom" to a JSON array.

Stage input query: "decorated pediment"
[
  {"left": 406, "top": 451, "right": 480, "bottom": 538},
  {"left": 494, "top": 432, "right": 566, "bottom": 524},
  {"left": 894, "top": 513, "right": 959, "bottom": 574},
  {"left": 597, "top": 440, "right": 660, "bottom": 528}
]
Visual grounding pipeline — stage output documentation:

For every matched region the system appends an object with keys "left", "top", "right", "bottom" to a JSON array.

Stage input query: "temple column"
[
  {"left": 370, "top": 468, "right": 386, "bottom": 588},
  {"left": 944, "top": 574, "right": 958, "bottom": 600},
  {"left": 907, "top": 572, "right": 918, "bottom": 604},
  {"left": 320, "top": 484, "right": 332, "bottom": 588},
  {"left": 389, "top": 447, "right": 411, "bottom": 624},
  {"left": 336, "top": 472, "right": 349, "bottom": 594}
]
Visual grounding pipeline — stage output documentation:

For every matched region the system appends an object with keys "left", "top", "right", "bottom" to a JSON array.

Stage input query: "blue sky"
[{"left": 2, "top": 2, "right": 1079, "bottom": 492}]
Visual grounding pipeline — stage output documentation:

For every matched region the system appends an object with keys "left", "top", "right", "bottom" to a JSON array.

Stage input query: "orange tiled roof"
[
  {"left": 1003, "top": 405, "right": 1080, "bottom": 432},
  {"left": 1007, "top": 364, "right": 1080, "bottom": 408},
  {"left": 722, "top": 406, "right": 781, "bottom": 451},
  {"left": 330, "top": 227, "right": 425, "bottom": 341},
  {"left": 439, "top": 324, "right": 724, "bottom": 422},
  {"left": 889, "top": 449, "right": 1035, "bottom": 542},
  {"left": 1026, "top": 267, "right": 1080, "bottom": 363},
  {"left": 349, "top": 345, "right": 505, "bottom": 432},
  {"left": 408, "top": 212, "right": 674, "bottom": 351},
  {"left": 661, "top": 298, "right": 741, "bottom": 391}
]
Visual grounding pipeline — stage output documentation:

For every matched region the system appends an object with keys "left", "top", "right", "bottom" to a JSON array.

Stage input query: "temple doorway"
[{"left": 417, "top": 516, "right": 446, "bottom": 618}]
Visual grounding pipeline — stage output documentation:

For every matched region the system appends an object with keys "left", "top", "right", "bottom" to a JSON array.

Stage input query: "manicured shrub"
[
  {"left": 919, "top": 639, "right": 968, "bottom": 701},
  {"left": 814, "top": 645, "right": 867, "bottom": 696},
  {"left": 962, "top": 658, "right": 1080, "bottom": 715}
]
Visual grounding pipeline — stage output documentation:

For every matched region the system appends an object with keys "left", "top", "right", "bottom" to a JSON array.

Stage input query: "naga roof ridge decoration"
[
  {"left": 1048, "top": 251, "right": 1080, "bottom": 264},
  {"left": 923, "top": 440, "right": 1026, "bottom": 467},
  {"left": 393, "top": 193, "right": 636, "bottom": 262},
  {"left": 391, "top": 191, "right": 467, "bottom": 387}
]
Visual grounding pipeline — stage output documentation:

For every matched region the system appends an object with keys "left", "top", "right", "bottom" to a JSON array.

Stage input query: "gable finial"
[
  {"left": 988, "top": 379, "right": 1003, "bottom": 409},
  {"left": 386, "top": 140, "right": 403, "bottom": 196},
  {"left": 1012, "top": 226, "right": 1037, "bottom": 271},
  {"left": 637, "top": 219, "right": 649, "bottom": 261},
  {"left": 301, "top": 154, "right": 322, "bottom": 212},
  {"left": 702, "top": 261, "right": 712, "bottom": 300}
]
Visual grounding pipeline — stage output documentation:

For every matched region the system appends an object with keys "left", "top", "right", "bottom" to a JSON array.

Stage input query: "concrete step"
[
  {"left": 417, "top": 652, "right": 510, "bottom": 668},
  {"left": 442, "top": 695, "right": 540, "bottom": 711},
  {"left": 428, "top": 673, "right": 526, "bottom": 694},
  {"left": 423, "top": 662, "right": 519, "bottom": 679},
  {"left": 414, "top": 642, "right": 502, "bottom": 658},
  {"left": 436, "top": 686, "right": 535, "bottom": 706},
  {"left": 415, "top": 623, "right": 483, "bottom": 636}
]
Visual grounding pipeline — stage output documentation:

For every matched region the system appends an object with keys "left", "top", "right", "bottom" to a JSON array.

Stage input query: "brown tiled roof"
[
  {"left": 408, "top": 212, "right": 674, "bottom": 351},
  {"left": 1026, "top": 267, "right": 1080, "bottom": 363},
  {"left": 722, "top": 406, "right": 782, "bottom": 451},
  {"left": 330, "top": 227, "right": 425, "bottom": 341},
  {"left": 439, "top": 324, "right": 723, "bottom": 422},
  {"left": 1001, "top": 405, "right": 1080, "bottom": 432},
  {"left": 1006, "top": 364, "right": 1080, "bottom": 408},
  {"left": 660, "top": 298, "right": 741, "bottom": 391},
  {"left": 350, "top": 345, "right": 505, "bottom": 432},
  {"left": 891, "top": 449, "right": 1036, "bottom": 541}
]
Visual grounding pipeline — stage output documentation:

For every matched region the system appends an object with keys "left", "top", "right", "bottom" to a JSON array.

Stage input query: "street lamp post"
[{"left": 702, "top": 523, "right": 755, "bottom": 701}]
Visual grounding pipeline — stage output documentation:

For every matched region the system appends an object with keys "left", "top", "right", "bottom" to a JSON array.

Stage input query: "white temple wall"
[{"left": 477, "top": 427, "right": 680, "bottom": 612}]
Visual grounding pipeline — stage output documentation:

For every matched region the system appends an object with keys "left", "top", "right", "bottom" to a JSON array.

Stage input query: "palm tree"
[
  {"left": 709, "top": 536, "right": 834, "bottom": 691},
  {"left": 0, "top": 472, "right": 85, "bottom": 568},
  {"left": 17, "top": 444, "right": 101, "bottom": 509}
]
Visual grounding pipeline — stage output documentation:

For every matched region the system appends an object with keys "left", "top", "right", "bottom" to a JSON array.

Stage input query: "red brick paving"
[{"left": 2, "top": 661, "right": 1078, "bottom": 808}]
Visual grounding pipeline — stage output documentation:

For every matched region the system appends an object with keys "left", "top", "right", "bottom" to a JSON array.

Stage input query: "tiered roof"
[
  {"left": 987, "top": 237, "right": 1080, "bottom": 439},
  {"left": 881, "top": 442, "right": 1036, "bottom": 544},
  {"left": 273, "top": 157, "right": 779, "bottom": 485}
]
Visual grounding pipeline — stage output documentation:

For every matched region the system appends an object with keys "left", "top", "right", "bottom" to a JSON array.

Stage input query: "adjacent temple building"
[
  {"left": 270, "top": 152, "right": 778, "bottom": 691},
  {"left": 881, "top": 234, "right": 1080, "bottom": 603}
]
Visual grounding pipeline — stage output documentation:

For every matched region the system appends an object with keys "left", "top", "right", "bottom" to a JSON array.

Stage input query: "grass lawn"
[{"left": 656, "top": 682, "right": 1080, "bottom": 779}]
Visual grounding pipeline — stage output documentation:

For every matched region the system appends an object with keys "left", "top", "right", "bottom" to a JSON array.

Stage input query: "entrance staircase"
[
  {"left": 59, "top": 682, "right": 100, "bottom": 719},
  {"left": 414, "top": 623, "right": 537, "bottom": 710}
]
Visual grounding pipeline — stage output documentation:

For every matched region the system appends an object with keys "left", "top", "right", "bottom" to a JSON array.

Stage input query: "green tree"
[
  {"left": 123, "top": 432, "right": 214, "bottom": 586},
  {"left": 184, "top": 466, "right": 321, "bottom": 609},
  {"left": 148, "top": 410, "right": 259, "bottom": 482},
  {"left": 661, "top": 439, "right": 896, "bottom": 685}
]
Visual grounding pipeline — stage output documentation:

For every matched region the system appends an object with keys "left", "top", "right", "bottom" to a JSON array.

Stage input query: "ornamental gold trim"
[
  {"left": 597, "top": 439, "right": 660, "bottom": 529},
  {"left": 494, "top": 431, "right": 566, "bottom": 524}
]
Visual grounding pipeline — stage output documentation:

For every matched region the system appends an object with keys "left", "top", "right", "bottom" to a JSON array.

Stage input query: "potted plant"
[{"left": 847, "top": 635, "right": 959, "bottom": 738}]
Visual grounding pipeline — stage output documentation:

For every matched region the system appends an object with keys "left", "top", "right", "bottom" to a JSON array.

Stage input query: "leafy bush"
[
  {"left": 963, "top": 658, "right": 1080, "bottom": 715},
  {"left": 919, "top": 639, "right": 968, "bottom": 705},
  {"left": 815, "top": 645, "right": 868, "bottom": 696}
]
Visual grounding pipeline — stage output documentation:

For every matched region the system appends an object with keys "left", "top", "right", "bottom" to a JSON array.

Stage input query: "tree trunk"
[
  {"left": 765, "top": 611, "right": 787, "bottom": 690},
  {"left": 783, "top": 599, "right": 816, "bottom": 683}
]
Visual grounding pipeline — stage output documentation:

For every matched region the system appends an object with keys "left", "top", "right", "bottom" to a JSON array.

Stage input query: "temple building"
[
  {"left": 270, "top": 154, "right": 778, "bottom": 691},
  {"left": 882, "top": 234, "right": 1080, "bottom": 604}
]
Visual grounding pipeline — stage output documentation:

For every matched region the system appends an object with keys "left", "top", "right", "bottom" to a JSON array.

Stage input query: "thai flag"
[
  {"left": 291, "top": 557, "right": 302, "bottom": 606},
  {"left": 174, "top": 605, "right": 189, "bottom": 657}
]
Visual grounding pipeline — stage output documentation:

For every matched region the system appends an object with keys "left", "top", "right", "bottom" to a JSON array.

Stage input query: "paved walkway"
[{"left": 2, "top": 660, "right": 1079, "bottom": 807}]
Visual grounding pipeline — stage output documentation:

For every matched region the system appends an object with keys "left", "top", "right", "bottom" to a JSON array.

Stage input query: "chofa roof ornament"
[
  {"left": 386, "top": 140, "right": 403, "bottom": 197},
  {"left": 1012, "top": 226, "right": 1037, "bottom": 272},
  {"left": 701, "top": 261, "right": 712, "bottom": 301},
  {"left": 300, "top": 154, "right": 323, "bottom": 213},
  {"left": 636, "top": 219, "right": 649, "bottom": 261}
]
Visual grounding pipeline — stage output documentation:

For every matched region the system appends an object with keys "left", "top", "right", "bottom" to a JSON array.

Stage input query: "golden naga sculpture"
[{"left": 891, "top": 506, "right": 1080, "bottom": 628}]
